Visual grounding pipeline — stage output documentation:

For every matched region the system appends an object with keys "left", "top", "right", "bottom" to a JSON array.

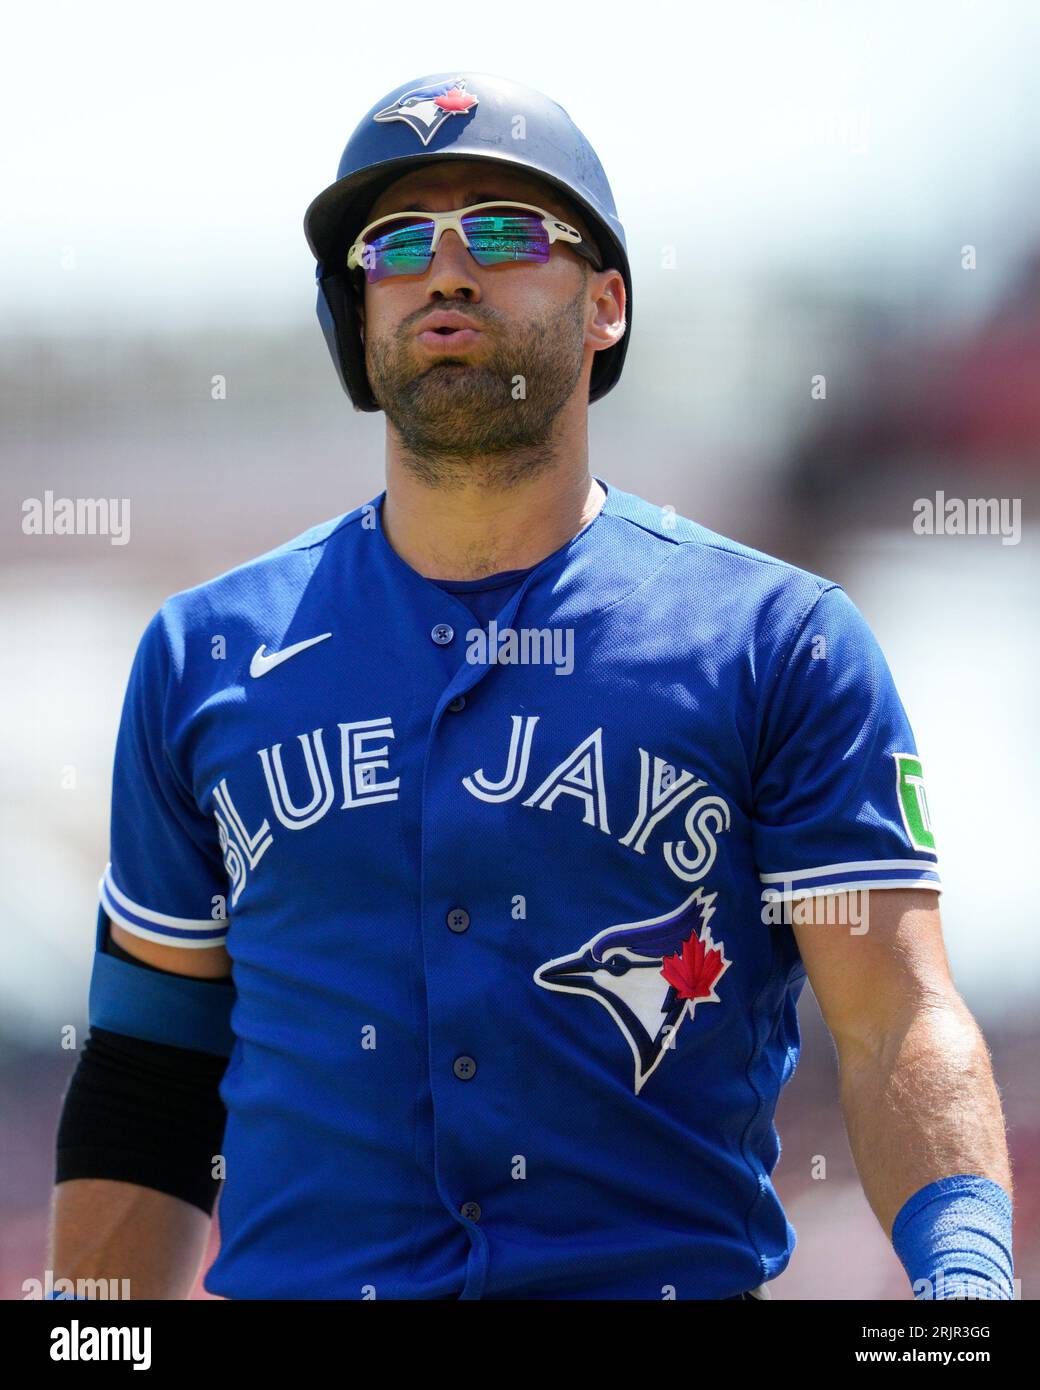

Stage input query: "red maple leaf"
[
  {"left": 436, "top": 89, "right": 478, "bottom": 113},
  {"left": 660, "top": 931, "right": 726, "bottom": 1002}
]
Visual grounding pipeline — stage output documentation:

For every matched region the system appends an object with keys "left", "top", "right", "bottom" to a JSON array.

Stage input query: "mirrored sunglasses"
[{"left": 347, "top": 201, "right": 603, "bottom": 284}]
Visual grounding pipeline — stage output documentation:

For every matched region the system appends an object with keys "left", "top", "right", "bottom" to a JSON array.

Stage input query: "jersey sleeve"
[
  {"left": 98, "top": 606, "right": 230, "bottom": 948},
  {"left": 752, "top": 583, "right": 941, "bottom": 901}
]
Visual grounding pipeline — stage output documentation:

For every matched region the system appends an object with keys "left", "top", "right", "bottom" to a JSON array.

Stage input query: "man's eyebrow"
[{"left": 387, "top": 190, "right": 538, "bottom": 214}]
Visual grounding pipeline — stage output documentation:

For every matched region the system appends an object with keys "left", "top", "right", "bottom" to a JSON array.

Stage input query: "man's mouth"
[{"left": 417, "top": 327, "right": 482, "bottom": 350}]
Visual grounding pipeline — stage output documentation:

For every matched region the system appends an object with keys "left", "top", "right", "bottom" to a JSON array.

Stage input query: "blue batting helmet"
[{"left": 303, "top": 71, "right": 632, "bottom": 411}]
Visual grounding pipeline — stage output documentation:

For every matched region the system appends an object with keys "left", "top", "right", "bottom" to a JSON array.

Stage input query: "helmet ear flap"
[{"left": 317, "top": 272, "right": 376, "bottom": 413}]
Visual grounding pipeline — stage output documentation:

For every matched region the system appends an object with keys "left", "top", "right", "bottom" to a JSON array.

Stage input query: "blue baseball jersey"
[{"left": 97, "top": 477, "right": 941, "bottom": 1299}]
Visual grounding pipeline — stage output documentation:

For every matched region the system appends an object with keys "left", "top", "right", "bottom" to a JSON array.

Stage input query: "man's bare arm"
[
  {"left": 107, "top": 919, "right": 233, "bottom": 978},
  {"left": 791, "top": 889, "right": 1011, "bottom": 1237},
  {"left": 48, "top": 1180, "right": 213, "bottom": 1300}
]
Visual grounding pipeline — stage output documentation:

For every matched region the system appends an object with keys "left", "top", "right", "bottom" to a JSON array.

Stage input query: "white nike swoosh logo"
[{"left": 250, "top": 632, "right": 333, "bottom": 678}]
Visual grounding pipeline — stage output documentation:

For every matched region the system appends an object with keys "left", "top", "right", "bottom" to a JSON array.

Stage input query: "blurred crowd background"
[{"left": 2, "top": 0, "right": 1037, "bottom": 1299}]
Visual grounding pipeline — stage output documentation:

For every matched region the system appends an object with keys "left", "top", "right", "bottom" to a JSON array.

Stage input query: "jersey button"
[
  {"left": 431, "top": 623, "right": 455, "bottom": 645},
  {"left": 447, "top": 695, "right": 466, "bottom": 712},
  {"left": 453, "top": 1055, "right": 477, "bottom": 1080},
  {"left": 446, "top": 908, "right": 470, "bottom": 933},
  {"left": 460, "top": 1201, "right": 482, "bottom": 1223}
]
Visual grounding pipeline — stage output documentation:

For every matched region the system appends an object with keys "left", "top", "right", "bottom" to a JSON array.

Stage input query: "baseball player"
[{"left": 49, "top": 72, "right": 1013, "bottom": 1301}]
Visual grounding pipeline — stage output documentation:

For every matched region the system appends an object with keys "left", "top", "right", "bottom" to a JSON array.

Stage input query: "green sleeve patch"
[{"left": 893, "top": 753, "right": 936, "bottom": 853}]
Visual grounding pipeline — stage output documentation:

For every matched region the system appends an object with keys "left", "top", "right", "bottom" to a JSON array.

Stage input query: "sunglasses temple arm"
[{"left": 573, "top": 242, "right": 604, "bottom": 271}]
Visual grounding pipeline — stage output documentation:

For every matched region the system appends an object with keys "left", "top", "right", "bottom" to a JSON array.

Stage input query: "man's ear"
[{"left": 355, "top": 297, "right": 365, "bottom": 345}]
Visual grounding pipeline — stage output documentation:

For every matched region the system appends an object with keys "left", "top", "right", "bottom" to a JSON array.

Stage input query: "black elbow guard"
[{"left": 56, "top": 938, "right": 232, "bottom": 1217}]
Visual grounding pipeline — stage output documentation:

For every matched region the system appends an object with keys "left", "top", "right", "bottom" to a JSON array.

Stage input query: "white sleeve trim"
[
  {"left": 762, "top": 878, "right": 943, "bottom": 901},
  {"left": 99, "top": 865, "right": 228, "bottom": 947},
  {"left": 759, "top": 858, "right": 940, "bottom": 884}
]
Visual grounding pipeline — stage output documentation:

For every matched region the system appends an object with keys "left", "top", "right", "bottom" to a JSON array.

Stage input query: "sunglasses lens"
[
  {"left": 360, "top": 216, "right": 436, "bottom": 283},
  {"left": 357, "top": 206, "right": 554, "bottom": 281},
  {"left": 461, "top": 206, "right": 551, "bottom": 266}
]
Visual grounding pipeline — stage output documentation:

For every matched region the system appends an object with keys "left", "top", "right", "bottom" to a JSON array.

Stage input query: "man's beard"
[{"left": 364, "top": 280, "right": 588, "bottom": 490}]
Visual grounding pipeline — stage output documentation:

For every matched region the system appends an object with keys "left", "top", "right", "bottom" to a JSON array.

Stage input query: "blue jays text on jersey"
[{"left": 95, "top": 478, "right": 941, "bottom": 1299}]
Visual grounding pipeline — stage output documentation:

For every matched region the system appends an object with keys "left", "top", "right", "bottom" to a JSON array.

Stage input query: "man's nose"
[{"left": 424, "top": 227, "right": 481, "bottom": 296}]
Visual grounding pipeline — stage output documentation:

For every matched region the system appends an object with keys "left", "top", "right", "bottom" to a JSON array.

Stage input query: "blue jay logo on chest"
[{"left": 533, "top": 888, "right": 730, "bottom": 1094}]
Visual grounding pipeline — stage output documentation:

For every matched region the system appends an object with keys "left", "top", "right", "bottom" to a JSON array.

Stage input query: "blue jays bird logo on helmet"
[
  {"left": 372, "top": 77, "right": 479, "bottom": 147},
  {"left": 533, "top": 889, "right": 731, "bottom": 1095}
]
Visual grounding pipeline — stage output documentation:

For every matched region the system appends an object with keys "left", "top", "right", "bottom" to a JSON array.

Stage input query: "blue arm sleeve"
[
  {"left": 88, "top": 905, "right": 234, "bottom": 1056},
  {"left": 892, "top": 1175, "right": 1014, "bottom": 1299}
]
